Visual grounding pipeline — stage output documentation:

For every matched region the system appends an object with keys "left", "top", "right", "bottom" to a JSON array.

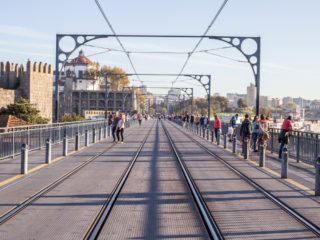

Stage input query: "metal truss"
[{"left": 55, "top": 34, "right": 260, "bottom": 121}]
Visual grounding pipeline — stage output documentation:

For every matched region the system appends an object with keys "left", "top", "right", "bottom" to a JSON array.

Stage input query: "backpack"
[{"left": 242, "top": 120, "right": 251, "bottom": 136}]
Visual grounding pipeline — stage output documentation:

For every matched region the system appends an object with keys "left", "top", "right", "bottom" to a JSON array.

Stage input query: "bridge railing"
[
  {"left": 172, "top": 119, "right": 320, "bottom": 166},
  {"left": 0, "top": 119, "right": 136, "bottom": 160}
]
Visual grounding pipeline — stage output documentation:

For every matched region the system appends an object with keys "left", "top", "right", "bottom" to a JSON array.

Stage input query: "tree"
[
  {"left": 0, "top": 98, "right": 49, "bottom": 124},
  {"left": 86, "top": 65, "right": 129, "bottom": 90},
  {"left": 211, "top": 96, "right": 229, "bottom": 112},
  {"left": 285, "top": 102, "right": 296, "bottom": 109},
  {"left": 59, "top": 112, "right": 84, "bottom": 122},
  {"left": 237, "top": 98, "right": 248, "bottom": 109}
]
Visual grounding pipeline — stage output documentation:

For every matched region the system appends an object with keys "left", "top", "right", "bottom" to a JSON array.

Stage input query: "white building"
[
  {"left": 64, "top": 50, "right": 100, "bottom": 91},
  {"left": 246, "top": 83, "right": 256, "bottom": 107},
  {"left": 227, "top": 93, "right": 246, "bottom": 108}
]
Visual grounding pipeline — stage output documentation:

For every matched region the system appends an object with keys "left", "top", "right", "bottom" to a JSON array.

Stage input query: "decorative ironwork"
[{"left": 55, "top": 34, "right": 260, "bottom": 121}]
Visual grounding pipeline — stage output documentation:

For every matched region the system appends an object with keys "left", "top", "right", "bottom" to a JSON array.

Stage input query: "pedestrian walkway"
[{"left": 0, "top": 119, "right": 319, "bottom": 239}]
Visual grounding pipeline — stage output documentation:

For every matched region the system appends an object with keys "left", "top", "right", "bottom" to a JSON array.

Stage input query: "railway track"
[
  {"left": 167, "top": 120, "right": 320, "bottom": 238},
  {"left": 161, "top": 120, "right": 224, "bottom": 240},
  {"left": 83, "top": 120, "right": 155, "bottom": 239},
  {"left": 0, "top": 121, "right": 154, "bottom": 226}
]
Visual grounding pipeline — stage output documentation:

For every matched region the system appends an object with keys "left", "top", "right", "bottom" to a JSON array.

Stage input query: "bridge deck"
[{"left": 0, "top": 119, "right": 319, "bottom": 239}]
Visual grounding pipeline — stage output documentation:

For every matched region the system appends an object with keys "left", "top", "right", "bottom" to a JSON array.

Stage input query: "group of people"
[
  {"left": 108, "top": 111, "right": 126, "bottom": 144},
  {"left": 238, "top": 113, "right": 292, "bottom": 158},
  {"left": 182, "top": 113, "right": 210, "bottom": 129}
]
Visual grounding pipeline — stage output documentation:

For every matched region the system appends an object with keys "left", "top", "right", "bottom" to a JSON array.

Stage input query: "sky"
[{"left": 0, "top": 0, "right": 319, "bottom": 100}]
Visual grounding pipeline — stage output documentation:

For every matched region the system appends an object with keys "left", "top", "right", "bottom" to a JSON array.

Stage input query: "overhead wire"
[
  {"left": 172, "top": 0, "right": 229, "bottom": 85},
  {"left": 94, "top": 0, "right": 143, "bottom": 84}
]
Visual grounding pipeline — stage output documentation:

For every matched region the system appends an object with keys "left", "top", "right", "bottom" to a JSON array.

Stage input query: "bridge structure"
[{"left": 0, "top": 118, "right": 320, "bottom": 239}]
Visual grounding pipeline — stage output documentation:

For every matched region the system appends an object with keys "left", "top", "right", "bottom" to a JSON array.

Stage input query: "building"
[
  {"left": 270, "top": 98, "right": 282, "bottom": 108},
  {"left": 282, "top": 96, "right": 293, "bottom": 107},
  {"left": 64, "top": 50, "right": 100, "bottom": 91},
  {"left": 259, "top": 96, "right": 273, "bottom": 107},
  {"left": 0, "top": 61, "right": 53, "bottom": 122},
  {"left": 226, "top": 93, "right": 246, "bottom": 108},
  {"left": 69, "top": 90, "right": 138, "bottom": 116},
  {"left": 246, "top": 83, "right": 256, "bottom": 107},
  {"left": 310, "top": 100, "right": 320, "bottom": 110}
]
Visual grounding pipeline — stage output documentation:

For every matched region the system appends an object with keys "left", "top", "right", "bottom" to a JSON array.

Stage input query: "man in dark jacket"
[
  {"left": 112, "top": 111, "right": 120, "bottom": 142},
  {"left": 240, "top": 114, "right": 253, "bottom": 154}
]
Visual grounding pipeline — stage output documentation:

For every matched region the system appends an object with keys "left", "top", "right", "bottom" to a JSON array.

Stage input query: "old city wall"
[{"left": 0, "top": 61, "right": 53, "bottom": 122}]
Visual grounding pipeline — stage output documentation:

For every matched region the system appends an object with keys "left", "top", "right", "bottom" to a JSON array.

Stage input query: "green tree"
[
  {"left": 237, "top": 98, "right": 248, "bottom": 109},
  {"left": 0, "top": 98, "right": 49, "bottom": 124},
  {"left": 59, "top": 112, "right": 84, "bottom": 122},
  {"left": 285, "top": 102, "right": 296, "bottom": 109},
  {"left": 211, "top": 96, "right": 229, "bottom": 112}
]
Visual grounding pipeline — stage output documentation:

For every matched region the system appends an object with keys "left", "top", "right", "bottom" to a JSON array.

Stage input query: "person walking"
[
  {"left": 108, "top": 112, "right": 113, "bottom": 126},
  {"left": 240, "top": 114, "right": 253, "bottom": 154},
  {"left": 251, "top": 115, "right": 259, "bottom": 152},
  {"left": 258, "top": 114, "right": 269, "bottom": 151},
  {"left": 195, "top": 114, "right": 200, "bottom": 126},
  {"left": 278, "top": 116, "right": 293, "bottom": 159},
  {"left": 229, "top": 114, "right": 239, "bottom": 141},
  {"left": 112, "top": 112, "right": 120, "bottom": 142},
  {"left": 117, "top": 114, "right": 126, "bottom": 144},
  {"left": 203, "top": 115, "right": 208, "bottom": 129},
  {"left": 213, "top": 114, "right": 221, "bottom": 143},
  {"left": 138, "top": 114, "right": 143, "bottom": 126},
  {"left": 190, "top": 114, "right": 194, "bottom": 126},
  {"left": 200, "top": 115, "right": 204, "bottom": 129}
]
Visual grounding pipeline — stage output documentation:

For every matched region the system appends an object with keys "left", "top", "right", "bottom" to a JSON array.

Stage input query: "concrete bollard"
[
  {"left": 75, "top": 132, "right": 80, "bottom": 151},
  {"left": 63, "top": 135, "right": 68, "bottom": 156},
  {"left": 244, "top": 137, "right": 249, "bottom": 159},
  {"left": 281, "top": 146, "right": 288, "bottom": 178},
  {"left": 224, "top": 134, "right": 227, "bottom": 149},
  {"left": 45, "top": 138, "right": 51, "bottom": 164},
  {"left": 85, "top": 130, "right": 89, "bottom": 147},
  {"left": 104, "top": 125, "right": 107, "bottom": 139},
  {"left": 93, "top": 128, "right": 96, "bottom": 143},
  {"left": 232, "top": 136, "right": 237, "bottom": 153},
  {"left": 315, "top": 157, "right": 320, "bottom": 196},
  {"left": 98, "top": 127, "right": 102, "bottom": 141},
  {"left": 21, "top": 143, "right": 28, "bottom": 174},
  {"left": 259, "top": 141, "right": 265, "bottom": 167}
]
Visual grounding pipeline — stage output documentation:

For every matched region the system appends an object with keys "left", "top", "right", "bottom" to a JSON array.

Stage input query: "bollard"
[
  {"left": 75, "top": 132, "right": 80, "bottom": 151},
  {"left": 196, "top": 126, "right": 199, "bottom": 135},
  {"left": 21, "top": 143, "right": 28, "bottom": 174},
  {"left": 281, "top": 146, "right": 288, "bottom": 178},
  {"left": 217, "top": 131, "right": 221, "bottom": 146},
  {"left": 259, "top": 141, "right": 265, "bottom": 167},
  {"left": 104, "top": 125, "right": 107, "bottom": 139},
  {"left": 315, "top": 157, "right": 320, "bottom": 196},
  {"left": 211, "top": 130, "right": 214, "bottom": 143},
  {"left": 85, "top": 130, "right": 89, "bottom": 147},
  {"left": 207, "top": 129, "right": 209, "bottom": 140},
  {"left": 93, "top": 128, "right": 96, "bottom": 143},
  {"left": 63, "top": 135, "right": 68, "bottom": 156},
  {"left": 224, "top": 134, "right": 227, "bottom": 149},
  {"left": 244, "top": 137, "right": 249, "bottom": 159},
  {"left": 45, "top": 138, "right": 51, "bottom": 164},
  {"left": 98, "top": 127, "right": 102, "bottom": 141},
  {"left": 232, "top": 136, "right": 237, "bottom": 153}
]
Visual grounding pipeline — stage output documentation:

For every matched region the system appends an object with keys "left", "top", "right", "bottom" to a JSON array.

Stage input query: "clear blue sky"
[{"left": 0, "top": 0, "right": 319, "bottom": 99}]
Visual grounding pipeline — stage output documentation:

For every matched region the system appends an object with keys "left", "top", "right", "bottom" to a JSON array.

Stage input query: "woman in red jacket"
[{"left": 213, "top": 114, "right": 221, "bottom": 143}]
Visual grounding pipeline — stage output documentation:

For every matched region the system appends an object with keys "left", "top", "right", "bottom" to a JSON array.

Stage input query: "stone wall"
[
  {"left": 0, "top": 88, "right": 15, "bottom": 109},
  {"left": 0, "top": 61, "right": 53, "bottom": 122}
]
